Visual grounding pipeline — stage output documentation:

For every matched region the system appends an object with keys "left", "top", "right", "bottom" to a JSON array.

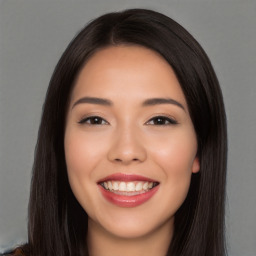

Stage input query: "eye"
[
  {"left": 146, "top": 116, "right": 178, "bottom": 125},
  {"left": 78, "top": 116, "right": 109, "bottom": 125}
]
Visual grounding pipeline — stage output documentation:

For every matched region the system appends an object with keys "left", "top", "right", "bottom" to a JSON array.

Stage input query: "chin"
[{"left": 89, "top": 206, "right": 175, "bottom": 240}]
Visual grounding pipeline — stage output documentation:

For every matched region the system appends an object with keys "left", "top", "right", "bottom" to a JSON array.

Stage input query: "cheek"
[
  {"left": 151, "top": 136, "right": 197, "bottom": 216},
  {"left": 149, "top": 130, "right": 197, "bottom": 194},
  {"left": 64, "top": 129, "right": 108, "bottom": 215},
  {"left": 151, "top": 131, "right": 197, "bottom": 171},
  {"left": 64, "top": 129, "right": 106, "bottom": 176},
  {"left": 64, "top": 129, "right": 104, "bottom": 196},
  {"left": 64, "top": 132, "right": 89, "bottom": 199},
  {"left": 156, "top": 146, "right": 194, "bottom": 188}
]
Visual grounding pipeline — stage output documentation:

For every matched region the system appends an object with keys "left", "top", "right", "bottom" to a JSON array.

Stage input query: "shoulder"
[{"left": 1, "top": 246, "right": 29, "bottom": 256}]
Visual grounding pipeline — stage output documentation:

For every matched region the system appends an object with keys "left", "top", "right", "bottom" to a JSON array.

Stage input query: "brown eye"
[
  {"left": 78, "top": 116, "right": 109, "bottom": 125},
  {"left": 146, "top": 116, "right": 178, "bottom": 125}
]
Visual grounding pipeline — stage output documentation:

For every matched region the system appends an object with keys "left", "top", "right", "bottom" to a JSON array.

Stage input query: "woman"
[{"left": 6, "top": 8, "right": 227, "bottom": 256}]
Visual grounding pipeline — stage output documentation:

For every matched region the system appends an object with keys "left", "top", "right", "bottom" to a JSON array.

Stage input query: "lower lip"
[{"left": 98, "top": 185, "right": 159, "bottom": 207}]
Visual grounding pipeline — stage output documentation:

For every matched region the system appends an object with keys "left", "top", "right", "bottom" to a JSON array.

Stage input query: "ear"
[{"left": 192, "top": 156, "right": 200, "bottom": 173}]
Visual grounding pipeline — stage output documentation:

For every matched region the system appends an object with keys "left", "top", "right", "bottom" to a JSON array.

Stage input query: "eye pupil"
[
  {"left": 155, "top": 117, "right": 165, "bottom": 125},
  {"left": 91, "top": 117, "right": 102, "bottom": 124}
]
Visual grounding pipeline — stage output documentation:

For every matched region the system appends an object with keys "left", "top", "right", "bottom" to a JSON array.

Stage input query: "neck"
[{"left": 87, "top": 218, "right": 173, "bottom": 256}]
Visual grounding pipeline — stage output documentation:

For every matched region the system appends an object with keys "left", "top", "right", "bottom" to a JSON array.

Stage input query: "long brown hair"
[{"left": 27, "top": 9, "right": 227, "bottom": 256}]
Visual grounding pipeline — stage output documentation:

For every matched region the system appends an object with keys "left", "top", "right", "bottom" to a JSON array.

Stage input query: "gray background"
[{"left": 0, "top": 0, "right": 255, "bottom": 255}]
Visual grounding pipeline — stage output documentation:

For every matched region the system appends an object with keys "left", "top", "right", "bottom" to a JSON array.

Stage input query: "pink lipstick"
[{"left": 98, "top": 173, "right": 159, "bottom": 207}]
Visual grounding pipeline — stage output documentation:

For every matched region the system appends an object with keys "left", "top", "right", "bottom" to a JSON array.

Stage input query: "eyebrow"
[
  {"left": 142, "top": 98, "right": 185, "bottom": 110},
  {"left": 72, "top": 96, "right": 185, "bottom": 110},
  {"left": 72, "top": 97, "right": 112, "bottom": 109}
]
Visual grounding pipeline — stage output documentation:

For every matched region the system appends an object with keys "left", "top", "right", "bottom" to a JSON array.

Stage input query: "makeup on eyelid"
[{"left": 77, "top": 115, "right": 178, "bottom": 125}]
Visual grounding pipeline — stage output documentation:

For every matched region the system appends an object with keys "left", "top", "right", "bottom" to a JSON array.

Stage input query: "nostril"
[
  {"left": 108, "top": 143, "right": 147, "bottom": 164},
  {"left": 114, "top": 158, "right": 139, "bottom": 162}
]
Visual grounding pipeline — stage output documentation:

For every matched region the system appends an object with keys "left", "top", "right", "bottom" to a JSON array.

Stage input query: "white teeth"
[
  {"left": 135, "top": 182, "right": 143, "bottom": 191},
  {"left": 107, "top": 181, "right": 112, "bottom": 190},
  {"left": 119, "top": 182, "right": 126, "bottom": 191},
  {"left": 104, "top": 182, "right": 108, "bottom": 190},
  {"left": 143, "top": 182, "right": 148, "bottom": 190},
  {"left": 113, "top": 182, "right": 119, "bottom": 191},
  {"left": 102, "top": 180, "right": 157, "bottom": 193},
  {"left": 127, "top": 182, "right": 135, "bottom": 191}
]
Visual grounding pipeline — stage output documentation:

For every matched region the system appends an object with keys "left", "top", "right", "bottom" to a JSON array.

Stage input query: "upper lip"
[{"left": 97, "top": 173, "right": 159, "bottom": 183}]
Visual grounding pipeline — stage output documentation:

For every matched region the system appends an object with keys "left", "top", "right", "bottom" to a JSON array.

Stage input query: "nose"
[{"left": 107, "top": 125, "right": 147, "bottom": 165}]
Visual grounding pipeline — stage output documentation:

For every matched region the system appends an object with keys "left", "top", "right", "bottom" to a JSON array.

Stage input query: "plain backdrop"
[{"left": 0, "top": 0, "right": 256, "bottom": 255}]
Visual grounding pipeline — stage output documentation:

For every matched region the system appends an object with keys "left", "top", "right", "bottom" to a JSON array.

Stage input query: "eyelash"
[
  {"left": 78, "top": 115, "right": 178, "bottom": 126},
  {"left": 146, "top": 116, "right": 178, "bottom": 125},
  {"left": 78, "top": 116, "right": 109, "bottom": 125}
]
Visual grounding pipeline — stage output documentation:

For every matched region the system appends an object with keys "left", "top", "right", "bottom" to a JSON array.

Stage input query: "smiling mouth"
[
  {"left": 99, "top": 180, "right": 159, "bottom": 196},
  {"left": 97, "top": 173, "right": 160, "bottom": 207}
]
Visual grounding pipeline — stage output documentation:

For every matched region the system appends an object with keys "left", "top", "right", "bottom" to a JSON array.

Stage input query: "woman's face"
[{"left": 64, "top": 45, "right": 199, "bottom": 240}]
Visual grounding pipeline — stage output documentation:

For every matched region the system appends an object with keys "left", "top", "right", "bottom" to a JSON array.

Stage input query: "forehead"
[
  {"left": 71, "top": 45, "right": 187, "bottom": 107},
  {"left": 81, "top": 45, "right": 172, "bottom": 78}
]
